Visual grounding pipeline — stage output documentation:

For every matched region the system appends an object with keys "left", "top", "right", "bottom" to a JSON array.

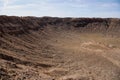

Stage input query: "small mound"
[{"left": 81, "top": 42, "right": 109, "bottom": 51}]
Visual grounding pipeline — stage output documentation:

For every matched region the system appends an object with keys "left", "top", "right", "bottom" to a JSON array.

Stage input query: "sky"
[{"left": 0, "top": 0, "right": 120, "bottom": 18}]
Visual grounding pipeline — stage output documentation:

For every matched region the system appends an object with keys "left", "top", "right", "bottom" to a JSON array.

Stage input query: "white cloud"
[
  {"left": 101, "top": 3, "right": 119, "bottom": 7},
  {"left": 67, "top": 3, "right": 88, "bottom": 8},
  {"left": 0, "top": 0, "right": 66, "bottom": 17},
  {"left": 0, "top": 0, "right": 119, "bottom": 17},
  {"left": 0, "top": 0, "right": 19, "bottom": 11},
  {"left": 3, "top": 0, "right": 9, "bottom": 9}
]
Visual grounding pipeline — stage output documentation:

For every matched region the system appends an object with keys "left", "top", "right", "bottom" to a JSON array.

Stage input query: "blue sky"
[{"left": 0, "top": 0, "right": 120, "bottom": 18}]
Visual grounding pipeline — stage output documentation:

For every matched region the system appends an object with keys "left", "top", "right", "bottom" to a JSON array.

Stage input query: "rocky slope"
[
  {"left": 0, "top": 16, "right": 120, "bottom": 80},
  {"left": 0, "top": 16, "right": 120, "bottom": 35}
]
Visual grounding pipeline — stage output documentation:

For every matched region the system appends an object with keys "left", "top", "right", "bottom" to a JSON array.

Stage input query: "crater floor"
[{"left": 0, "top": 31, "right": 120, "bottom": 80}]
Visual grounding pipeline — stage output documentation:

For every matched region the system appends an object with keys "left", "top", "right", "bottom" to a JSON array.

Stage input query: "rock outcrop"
[{"left": 0, "top": 16, "right": 120, "bottom": 36}]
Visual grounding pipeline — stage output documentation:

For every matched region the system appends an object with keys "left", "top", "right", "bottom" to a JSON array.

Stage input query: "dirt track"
[{"left": 0, "top": 16, "right": 120, "bottom": 80}]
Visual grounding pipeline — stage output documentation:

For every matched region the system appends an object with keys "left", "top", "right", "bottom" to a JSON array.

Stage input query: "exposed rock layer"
[{"left": 0, "top": 16, "right": 120, "bottom": 35}]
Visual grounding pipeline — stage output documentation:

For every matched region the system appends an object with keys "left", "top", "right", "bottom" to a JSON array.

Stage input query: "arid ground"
[{"left": 0, "top": 16, "right": 120, "bottom": 80}]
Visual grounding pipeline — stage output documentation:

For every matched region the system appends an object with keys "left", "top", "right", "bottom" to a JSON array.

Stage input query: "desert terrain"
[{"left": 0, "top": 16, "right": 120, "bottom": 80}]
